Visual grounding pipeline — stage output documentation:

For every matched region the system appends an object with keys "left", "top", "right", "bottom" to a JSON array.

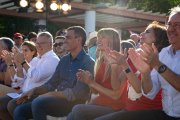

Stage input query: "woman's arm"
[{"left": 89, "top": 64, "right": 126, "bottom": 100}]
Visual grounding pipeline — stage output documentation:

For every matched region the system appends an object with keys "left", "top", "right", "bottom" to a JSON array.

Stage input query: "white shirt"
[
  {"left": 11, "top": 57, "right": 39, "bottom": 89},
  {"left": 142, "top": 45, "right": 180, "bottom": 117},
  {"left": 22, "top": 50, "right": 60, "bottom": 92}
]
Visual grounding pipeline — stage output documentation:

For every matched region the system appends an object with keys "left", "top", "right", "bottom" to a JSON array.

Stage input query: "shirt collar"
[
  {"left": 69, "top": 49, "right": 86, "bottom": 61},
  {"left": 168, "top": 45, "right": 180, "bottom": 56},
  {"left": 38, "top": 50, "right": 54, "bottom": 59}
]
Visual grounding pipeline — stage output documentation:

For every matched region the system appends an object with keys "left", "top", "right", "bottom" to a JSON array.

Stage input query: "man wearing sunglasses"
[{"left": 53, "top": 36, "right": 67, "bottom": 58}]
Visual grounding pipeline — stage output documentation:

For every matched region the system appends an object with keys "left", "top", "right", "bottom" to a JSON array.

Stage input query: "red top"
[
  {"left": 124, "top": 59, "right": 162, "bottom": 111},
  {"left": 93, "top": 63, "right": 126, "bottom": 110}
]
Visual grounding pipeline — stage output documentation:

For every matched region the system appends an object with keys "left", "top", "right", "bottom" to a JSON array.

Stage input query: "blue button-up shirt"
[{"left": 43, "top": 49, "right": 94, "bottom": 101}]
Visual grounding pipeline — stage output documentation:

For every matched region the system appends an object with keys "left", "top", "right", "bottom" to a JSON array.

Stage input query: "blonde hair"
[{"left": 94, "top": 28, "right": 120, "bottom": 81}]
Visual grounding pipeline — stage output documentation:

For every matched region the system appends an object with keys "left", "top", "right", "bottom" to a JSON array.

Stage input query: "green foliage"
[{"left": 128, "top": 0, "right": 180, "bottom": 14}]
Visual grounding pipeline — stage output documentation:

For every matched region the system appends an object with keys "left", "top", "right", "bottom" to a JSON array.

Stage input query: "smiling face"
[
  {"left": 166, "top": 13, "right": 180, "bottom": 50},
  {"left": 96, "top": 35, "right": 110, "bottom": 51},
  {"left": 140, "top": 28, "right": 156, "bottom": 45}
]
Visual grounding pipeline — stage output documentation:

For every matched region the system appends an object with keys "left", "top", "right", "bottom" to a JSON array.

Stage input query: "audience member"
[
  {"left": 94, "top": 21, "right": 170, "bottom": 120},
  {"left": 67, "top": 28, "right": 125, "bottom": 120},
  {"left": 13, "top": 33, "right": 23, "bottom": 51},
  {"left": 130, "top": 33, "right": 140, "bottom": 48},
  {"left": 0, "top": 32, "right": 60, "bottom": 120},
  {"left": 97, "top": 5, "right": 180, "bottom": 120},
  {"left": 53, "top": 36, "right": 67, "bottom": 58},
  {"left": 123, "top": 5, "right": 180, "bottom": 120},
  {"left": 86, "top": 31, "right": 97, "bottom": 60},
  {"left": 13, "top": 26, "right": 94, "bottom": 120},
  {"left": 28, "top": 32, "right": 37, "bottom": 43},
  {"left": 0, "top": 37, "right": 14, "bottom": 86}
]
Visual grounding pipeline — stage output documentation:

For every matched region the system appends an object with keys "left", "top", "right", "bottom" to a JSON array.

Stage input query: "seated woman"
[
  {"left": 0, "top": 41, "right": 37, "bottom": 96},
  {"left": 94, "top": 21, "right": 170, "bottom": 120},
  {"left": 67, "top": 28, "right": 126, "bottom": 120}
]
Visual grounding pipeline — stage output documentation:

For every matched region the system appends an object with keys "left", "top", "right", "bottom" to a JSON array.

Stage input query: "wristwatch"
[
  {"left": 21, "top": 61, "right": 27, "bottom": 66},
  {"left": 124, "top": 67, "right": 131, "bottom": 74},
  {"left": 158, "top": 64, "right": 167, "bottom": 74}
]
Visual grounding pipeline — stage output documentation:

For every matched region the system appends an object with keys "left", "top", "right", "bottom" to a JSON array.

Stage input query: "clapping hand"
[
  {"left": 12, "top": 47, "right": 25, "bottom": 64},
  {"left": 128, "top": 48, "right": 151, "bottom": 74},
  {"left": 104, "top": 48, "right": 128, "bottom": 67},
  {"left": 139, "top": 43, "right": 159, "bottom": 68},
  {"left": 76, "top": 69, "right": 94, "bottom": 85},
  {"left": 1, "top": 50, "right": 14, "bottom": 65}
]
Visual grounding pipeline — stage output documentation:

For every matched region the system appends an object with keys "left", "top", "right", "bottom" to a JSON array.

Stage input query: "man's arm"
[
  {"left": 154, "top": 61, "right": 180, "bottom": 91},
  {"left": 62, "top": 57, "right": 95, "bottom": 101}
]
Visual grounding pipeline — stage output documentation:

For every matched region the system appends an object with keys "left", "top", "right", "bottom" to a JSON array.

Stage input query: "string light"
[{"left": 19, "top": 0, "right": 71, "bottom": 13}]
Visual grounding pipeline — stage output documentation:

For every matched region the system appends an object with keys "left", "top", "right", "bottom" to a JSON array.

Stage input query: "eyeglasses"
[
  {"left": 165, "top": 22, "right": 180, "bottom": 29},
  {"left": 35, "top": 42, "right": 51, "bottom": 46},
  {"left": 54, "top": 42, "right": 64, "bottom": 47}
]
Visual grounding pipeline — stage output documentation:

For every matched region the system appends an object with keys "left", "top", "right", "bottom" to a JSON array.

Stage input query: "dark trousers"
[
  {"left": 14, "top": 95, "right": 84, "bottom": 120},
  {"left": 95, "top": 109, "right": 180, "bottom": 120}
]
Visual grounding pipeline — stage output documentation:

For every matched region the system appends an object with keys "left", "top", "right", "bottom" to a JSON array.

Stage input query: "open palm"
[{"left": 128, "top": 48, "right": 151, "bottom": 74}]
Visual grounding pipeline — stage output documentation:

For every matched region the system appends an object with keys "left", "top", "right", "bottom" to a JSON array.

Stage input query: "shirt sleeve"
[
  {"left": 42, "top": 61, "right": 61, "bottom": 91},
  {"left": 26, "top": 57, "right": 59, "bottom": 84},
  {"left": 63, "top": 57, "right": 95, "bottom": 101},
  {"left": 142, "top": 69, "right": 161, "bottom": 99}
]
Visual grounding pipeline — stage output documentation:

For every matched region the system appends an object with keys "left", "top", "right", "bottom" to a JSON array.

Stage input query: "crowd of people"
[{"left": 0, "top": 5, "right": 179, "bottom": 120}]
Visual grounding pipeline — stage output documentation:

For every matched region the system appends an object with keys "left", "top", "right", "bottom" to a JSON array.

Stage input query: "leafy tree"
[{"left": 128, "top": 0, "right": 180, "bottom": 14}]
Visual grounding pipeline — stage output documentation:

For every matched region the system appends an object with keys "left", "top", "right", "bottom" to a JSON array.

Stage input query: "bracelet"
[
  {"left": 123, "top": 67, "right": 131, "bottom": 74},
  {"left": 21, "top": 61, "right": 27, "bottom": 66}
]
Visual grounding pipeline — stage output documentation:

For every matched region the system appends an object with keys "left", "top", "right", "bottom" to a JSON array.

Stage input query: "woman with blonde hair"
[{"left": 67, "top": 28, "right": 127, "bottom": 120}]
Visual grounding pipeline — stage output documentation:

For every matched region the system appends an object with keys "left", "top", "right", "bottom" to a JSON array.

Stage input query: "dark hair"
[
  {"left": 55, "top": 29, "right": 67, "bottom": 36},
  {"left": 0, "top": 37, "right": 14, "bottom": 52},
  {"left": 28, "top": 32, "right": 37, "bottom": 40},
  {"left": 120, "top": 41, "right": 135, "bottom": 51},
  {"left": 22, "top": 41, "right": 37, "bottom": 58},
  {"left": 147, "top": 21, "right": 170, "bottom": 52},
  {"left": 67, "top": 26, "right": 87, "bottom": 46}
]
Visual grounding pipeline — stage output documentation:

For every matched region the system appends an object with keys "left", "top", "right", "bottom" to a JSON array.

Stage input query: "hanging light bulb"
[
  {"left": 61, "top": 3, "right": 69, "bottom": 12},
  {"left": 19, "top": 0, "right": 28, "bottom": 7},
  {"left": 50, "top": 2, "right": 58, "bottom": 11},
  {"left": 68, "top": 4, "right": 71, "bottom": 10},
  {"left": 35, "top": 1, "right": 44, "bottom": 10}
]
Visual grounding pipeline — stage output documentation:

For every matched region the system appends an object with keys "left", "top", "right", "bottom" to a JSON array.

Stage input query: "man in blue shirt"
[{"left": 12, "top": 26, "right": 95, "bottom": 120}]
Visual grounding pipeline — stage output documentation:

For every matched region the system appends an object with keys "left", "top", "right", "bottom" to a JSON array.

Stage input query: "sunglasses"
[{"left": 54, "top": 42, "right": 64, "bottom": 47}]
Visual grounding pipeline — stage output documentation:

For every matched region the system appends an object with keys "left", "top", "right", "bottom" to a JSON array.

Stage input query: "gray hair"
[
  {"left": 0, "top": 37, "right": 14, "bottom": 51},
  {"left": 169, "top": 6, "right": 180, "bottom": 17},
  {"left": 37, "top": 31, "right": 53, "bottom": 43}
]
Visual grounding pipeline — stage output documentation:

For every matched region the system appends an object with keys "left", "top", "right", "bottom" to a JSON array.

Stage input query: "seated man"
[
  {"left": 0, "top": 32, "right": 60, "bottom": 120},
  {"left": 13, "top": 26, "right": 95, "bottom": 120}
]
